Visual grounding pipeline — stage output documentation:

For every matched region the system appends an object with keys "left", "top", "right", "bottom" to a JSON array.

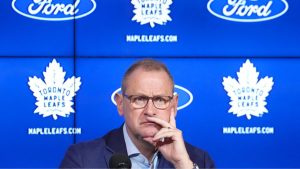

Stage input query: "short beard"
[{"left": 136, "top": 134, "right": 156, "bottom": 150}]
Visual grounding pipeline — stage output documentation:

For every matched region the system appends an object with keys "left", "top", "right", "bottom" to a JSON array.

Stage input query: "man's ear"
[
  {"left": 173, "top": 94, "right": 179, "bottom": 117},
  {"left": 115, "top": 93, "right": 124, "bottom": 116}
]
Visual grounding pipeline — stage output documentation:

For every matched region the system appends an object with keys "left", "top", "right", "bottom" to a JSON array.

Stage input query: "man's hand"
[{"left": 146, "top": 109, "right": 194, "bottom": 169}]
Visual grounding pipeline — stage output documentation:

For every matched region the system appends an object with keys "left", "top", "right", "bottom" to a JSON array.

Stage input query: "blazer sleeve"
[{"left": 186, "top": 143, "right": 216, "bottom": 169}]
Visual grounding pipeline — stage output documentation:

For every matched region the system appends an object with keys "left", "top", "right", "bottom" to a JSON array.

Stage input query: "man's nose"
[{"left": 144, "top": 99, "right": 157, "bottom": 116}]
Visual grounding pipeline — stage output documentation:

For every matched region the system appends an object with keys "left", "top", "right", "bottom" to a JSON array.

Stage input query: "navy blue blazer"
[{"left": 60, "top": 126, "right": 215, "bottom": 168}]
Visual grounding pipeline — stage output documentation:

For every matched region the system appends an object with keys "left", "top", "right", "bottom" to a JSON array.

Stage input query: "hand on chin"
[{"left": 140, "top": 129, "right": 158, "bottom": 146}]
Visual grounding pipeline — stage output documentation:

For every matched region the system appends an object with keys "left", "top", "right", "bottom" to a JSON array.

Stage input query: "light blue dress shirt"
[{"left": 123, "top": 124, "right": 159, "bottom": 169}]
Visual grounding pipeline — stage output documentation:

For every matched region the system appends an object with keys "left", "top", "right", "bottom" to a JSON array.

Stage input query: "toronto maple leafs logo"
[
  {"left": 28, "top": 59, "right": 81, "bottom": 120},
  {"left": 222, "top": 59, "right": 274, "bottom": 120},
  {"left": 131, "top": 0, "right": 172, "bottom": 28}
]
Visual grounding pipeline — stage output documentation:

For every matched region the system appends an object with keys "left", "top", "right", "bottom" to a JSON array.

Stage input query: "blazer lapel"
[{"left": 103, "top": 125, "right": 128, "bottom": 167}]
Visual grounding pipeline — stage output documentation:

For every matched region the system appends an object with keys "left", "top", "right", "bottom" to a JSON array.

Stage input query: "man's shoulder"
[
  {"left": 68, "top": 137, "right": 105, "bottom": 152},
  {"left": 59, "top": 128, "right": 124, "bottom": 168},
  {"left": 67, "top": 127, "right": 121, "bottom": 153},
  {"left": 185, "top": 142, "right": 208, "bottom": 156}
]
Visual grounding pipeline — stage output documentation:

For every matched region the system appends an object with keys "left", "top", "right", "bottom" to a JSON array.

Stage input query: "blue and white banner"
[
  {"left": 0, "top": 0, "right": 299, "bottom": 57},
  {"left": 0, "top": 58, "right": 300, "bottom": 168}
]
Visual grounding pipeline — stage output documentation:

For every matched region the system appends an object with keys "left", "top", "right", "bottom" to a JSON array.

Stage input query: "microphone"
[{"left": 109, "top": 153, "right": 132, "bottom": 169}]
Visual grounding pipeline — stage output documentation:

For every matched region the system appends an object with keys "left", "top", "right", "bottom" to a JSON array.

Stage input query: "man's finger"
[
  {"left": 170, "top": 108, "right": 176, "bottom": 128},
  {"left": 146, "top": 116, "right": 172, "bottom": 128}
]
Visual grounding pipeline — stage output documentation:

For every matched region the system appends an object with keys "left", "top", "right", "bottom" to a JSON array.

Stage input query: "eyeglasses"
[{"left": 123, "top": 94, "right": 173, "bottom": 110}]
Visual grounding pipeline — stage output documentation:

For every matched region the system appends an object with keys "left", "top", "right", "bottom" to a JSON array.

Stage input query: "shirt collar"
[{"left": 123, "top": 124, "right": 141, "bottom": 157}]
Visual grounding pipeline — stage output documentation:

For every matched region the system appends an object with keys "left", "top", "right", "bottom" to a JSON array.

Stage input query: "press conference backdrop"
[{"left": 0, "top": 0, "right": 300, "bottom": 168}]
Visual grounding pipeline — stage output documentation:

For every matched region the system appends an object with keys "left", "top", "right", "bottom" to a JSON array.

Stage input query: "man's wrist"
[{"left": 174, "top": 159, "right": 193, "bottom": 169}]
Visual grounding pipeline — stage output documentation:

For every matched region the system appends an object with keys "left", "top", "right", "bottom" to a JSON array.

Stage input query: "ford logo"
[
  {"left": 111, "top": 85, "right": 193, "bottom": 110},
  {"left": 12, "top": 0, "right": 96, "bottom": 21},
  {"left": 207, "top": 0, "right": 289, "bottom": 22}
]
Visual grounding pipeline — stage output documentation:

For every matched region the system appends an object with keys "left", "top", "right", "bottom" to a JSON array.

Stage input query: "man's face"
[{"left": 116, "top": 68, "right": 178, "bottom": 143}]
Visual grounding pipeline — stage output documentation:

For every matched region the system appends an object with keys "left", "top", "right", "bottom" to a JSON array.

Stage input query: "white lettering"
[
  {"left": 28, "top": 0, "right": 80, "bottom": 16},
  {"left": 28, "top": 127, "right": 82, "bottom": 135},
  {"left": 126, "top": 34, "right": 177, "bottom": 43},
  {"left": 223, "top": 126, "right": 274, "bottom": 134},
  {"left": 223, "top": 0, "right": 272, "bottom": 17}
]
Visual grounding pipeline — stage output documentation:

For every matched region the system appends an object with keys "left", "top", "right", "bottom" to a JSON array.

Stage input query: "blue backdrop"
[{"left": 0, "top": 0, "right": 300, "bottom": 168}]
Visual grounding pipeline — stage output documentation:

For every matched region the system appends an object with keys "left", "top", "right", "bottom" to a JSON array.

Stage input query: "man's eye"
[
  {"left": 154, "top": 97, "right": 167, "bottom": 103},
  {"left": 133, "top": 96, "right": 148, "bottom": 102}
]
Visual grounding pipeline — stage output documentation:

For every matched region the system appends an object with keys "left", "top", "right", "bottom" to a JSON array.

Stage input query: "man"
[{"left": 60, "top": 59, "right": 215, "bottom": 169}]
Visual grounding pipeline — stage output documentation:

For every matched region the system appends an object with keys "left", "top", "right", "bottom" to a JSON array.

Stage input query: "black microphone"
[{"left": 109, "top": 153, "right": 132, "bottom": 169}]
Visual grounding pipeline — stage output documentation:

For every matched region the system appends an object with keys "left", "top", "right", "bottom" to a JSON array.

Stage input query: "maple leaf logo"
[
  {"left": 28, "top": 59, "right": 81, "bottom": 120},
  {"left": 222, "top": 59, "right": 274, "bottom": 120},
  {"left": 131, "top": 0, "right": 172, "bottom": 28}
]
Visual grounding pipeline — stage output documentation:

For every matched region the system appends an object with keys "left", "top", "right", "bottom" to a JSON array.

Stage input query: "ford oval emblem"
[
  {"left": 207, "top": 0, "right": 288, "bottom": 22},
  {"left": 12, "top": 0, "right": 96, "bottom": 21}
]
